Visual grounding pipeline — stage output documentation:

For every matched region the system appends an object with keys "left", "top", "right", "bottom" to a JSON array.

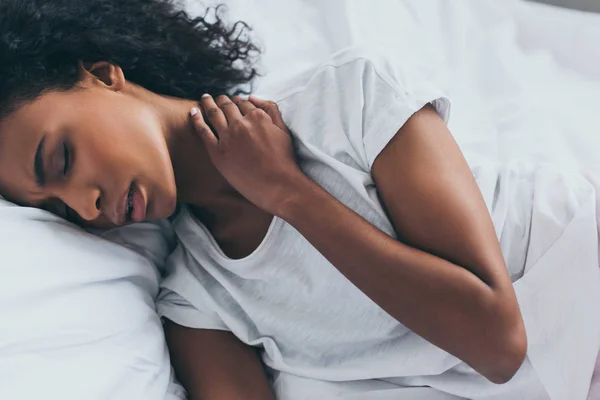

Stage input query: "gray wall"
[{"left": 530, "top": 0, "right": 600, "bottom": 13}]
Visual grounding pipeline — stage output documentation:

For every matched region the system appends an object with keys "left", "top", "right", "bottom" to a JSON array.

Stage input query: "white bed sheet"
[
  {"left": 192, "top": 0, "right": 600, "bottom": 171},
  {"left": 185, "top": 0, "right": 600, "bottom": 399},
  {"left": 2, "top": 1, "right": 597, "bottom": 400}
]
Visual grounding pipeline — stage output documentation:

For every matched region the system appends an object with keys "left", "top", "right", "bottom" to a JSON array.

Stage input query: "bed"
[
  {"left": 208, "top": 2, "right": 600, "bottom": 394},
  {"left": 0, "top": 1, "right": 599, "bottom": 399}
]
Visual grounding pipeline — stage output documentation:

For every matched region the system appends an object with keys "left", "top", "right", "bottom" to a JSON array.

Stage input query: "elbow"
[{"left": 482, "top": 322, "right": 528, "bottom": 384}]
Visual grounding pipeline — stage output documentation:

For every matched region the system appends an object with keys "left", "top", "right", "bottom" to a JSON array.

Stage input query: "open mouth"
[
  {"left": 122, "top": 181, "right": 146, "bottom": 224},
  {"left": 125, "top": 183, "right": 134, "bottom": 222},
  {"left": 125, "top": 182, "right": 133, "bottom": 222}
]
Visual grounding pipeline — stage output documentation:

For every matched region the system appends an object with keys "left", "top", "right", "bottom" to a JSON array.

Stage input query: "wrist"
[{"left": 270, "top": 174, "right": 319, "bottom": 220}]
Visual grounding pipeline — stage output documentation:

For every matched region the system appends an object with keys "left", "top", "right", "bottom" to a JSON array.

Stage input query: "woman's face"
[{"left": 0, "top": 64, "right": 177, "bottom": 229}]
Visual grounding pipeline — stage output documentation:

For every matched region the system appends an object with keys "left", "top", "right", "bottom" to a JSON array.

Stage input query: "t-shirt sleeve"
[
  {"left": 275, "top": 47, "right": 451, "bottom": 172},
  {"left": 155, "top": 244, "right": 230, "bottom": 331},
  {"left": 358, "top": 53, "right": 451, "bottom": 168},
  {"left": 156, "top": 287, "right": 229, "bottom": 331}
]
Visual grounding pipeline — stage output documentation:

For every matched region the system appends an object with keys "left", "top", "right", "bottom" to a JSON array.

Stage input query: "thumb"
[
  {"left": 248, "top": 96, "right": 288, "bottom": 132},
  {"left": 190, "top": 107, "right": 218, "bottom": 148}
]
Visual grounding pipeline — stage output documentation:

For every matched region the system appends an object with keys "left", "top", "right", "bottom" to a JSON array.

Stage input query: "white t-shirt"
[
  {"left": 158, "top": 46, "right": 457, "bottom": 374},
  {"left": 145, "top": 47, "right": 600, "bottom": 399}
]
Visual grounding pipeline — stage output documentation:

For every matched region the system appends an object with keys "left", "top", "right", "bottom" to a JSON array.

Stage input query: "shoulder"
[
  {"left": 311, "top": 44, "right": 398, "bottom": 76},
  {"left": 265, "top": 44, "right": 409, "bottom": 102},
  {"left": 259, "top": 45, "right": 451, "bottom": 170},
  {"left": 267, "top": 44, "right": 449, "bottom": 127}
]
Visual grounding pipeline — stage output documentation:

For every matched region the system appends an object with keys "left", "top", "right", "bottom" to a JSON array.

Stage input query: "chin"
[
  {"left": 164, "top": 195, "right": 178, "bottom": 218},
  {"left": 154, "top": 191, "right": 178, "bottom": 220}
]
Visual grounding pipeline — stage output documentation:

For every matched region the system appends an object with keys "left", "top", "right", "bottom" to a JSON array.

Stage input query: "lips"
[
  {"left": 125, "top": 186, "right": 134, "bottom": 221},
  {"left": 115, "top": 181, "right": 147, "bottom": 226},
  {"left": 127, "top": 181, "right": 147, "bottom": 223}
]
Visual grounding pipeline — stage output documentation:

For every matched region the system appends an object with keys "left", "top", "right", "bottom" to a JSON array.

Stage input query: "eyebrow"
[{"left": 34, "top": 135, "right": 46, "bottom": 187}]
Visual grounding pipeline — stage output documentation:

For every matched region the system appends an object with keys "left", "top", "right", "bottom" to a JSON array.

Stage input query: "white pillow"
[{"left": 0, "top": 199, "right": 184, "bottom": 400}]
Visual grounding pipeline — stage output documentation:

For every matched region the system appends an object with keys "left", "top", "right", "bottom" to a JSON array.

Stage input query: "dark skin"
[{"left": 0, "top": 62, "right": 527, "bottom": 399}]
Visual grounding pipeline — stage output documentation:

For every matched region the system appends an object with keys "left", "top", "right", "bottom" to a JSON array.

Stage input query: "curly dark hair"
[{"left": 0, "top": 0, "right": 260, "bottom": 119}]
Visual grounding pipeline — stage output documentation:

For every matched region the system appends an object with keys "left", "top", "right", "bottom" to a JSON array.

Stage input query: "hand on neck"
[{"left": 139, "top": 87, "right": 232, "bottom": 206}]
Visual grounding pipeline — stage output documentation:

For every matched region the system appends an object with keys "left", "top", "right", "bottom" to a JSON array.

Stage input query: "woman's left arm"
[{"left": 193, "top": 95, "right": 527, "bottom": 385}]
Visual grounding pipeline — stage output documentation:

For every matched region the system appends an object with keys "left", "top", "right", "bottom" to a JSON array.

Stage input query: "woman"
[{"left": 1, "top": 1, "right": 598, "bottom": 399}]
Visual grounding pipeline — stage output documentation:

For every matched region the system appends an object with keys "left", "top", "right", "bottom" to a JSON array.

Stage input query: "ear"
[{"left": 79, "top": 61, "right": 126, "bottom": 92}]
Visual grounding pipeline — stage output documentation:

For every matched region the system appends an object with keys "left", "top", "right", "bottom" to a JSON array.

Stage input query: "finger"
[
  {"left": 248, "top": 96, "right": 287, "bottom": 131},
  {"left": 200, "top": 94, "right": 228, "bottom": 137},
  {"left": 190, "top": 107, "right": 218, "bottom": 148},
  {"left": 216, "top": 94, "right": 242, "bottom": 122},
  {"left": 232, "top": 96, "right": 257, "bottom": 116}
]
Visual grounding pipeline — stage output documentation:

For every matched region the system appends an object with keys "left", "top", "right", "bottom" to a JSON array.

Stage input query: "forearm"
[
  {"left": 275, "top": 177, "right": 523, "bottom": 380},
  {"left": 191, "top": 93, "right": 525, "bottom": 383}
]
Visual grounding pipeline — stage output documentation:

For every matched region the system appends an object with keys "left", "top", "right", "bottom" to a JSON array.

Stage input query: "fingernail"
[
  {"left": 201, "top": 93, "right": 211, "bottom": 98},
  {"left": 190, "top": 107, "right": 199, "bottom": 116}
]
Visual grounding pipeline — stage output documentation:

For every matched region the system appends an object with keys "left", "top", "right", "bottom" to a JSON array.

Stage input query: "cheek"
[
  {"left": 91, "top": 104, "right": 176, "bottom": 202},
  {"left": 75, "top": 94, "right": 177, "bottom": 216},
  {"left": 85, "top": 104, "right": 167, "bottom": 166},
  {"left": 123, "top": 110, "right": 174, "bottom": 178},
  {"left": 123, "top": 106, "right": 166, "bottom": 154}
]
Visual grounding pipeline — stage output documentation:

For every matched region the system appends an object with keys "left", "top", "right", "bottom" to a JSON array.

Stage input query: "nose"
[{"left": 62, "top": 186, "right": 102, "bottom": 222}]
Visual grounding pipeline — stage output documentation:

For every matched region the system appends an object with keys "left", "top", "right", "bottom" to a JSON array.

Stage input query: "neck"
[{"left": 145, "top": 90, "right": 232, "bottom": 206}]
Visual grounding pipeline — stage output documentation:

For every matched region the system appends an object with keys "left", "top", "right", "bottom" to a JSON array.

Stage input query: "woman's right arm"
[{"left": 164, "top": 319, "right": 275, "bottom": 400}]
